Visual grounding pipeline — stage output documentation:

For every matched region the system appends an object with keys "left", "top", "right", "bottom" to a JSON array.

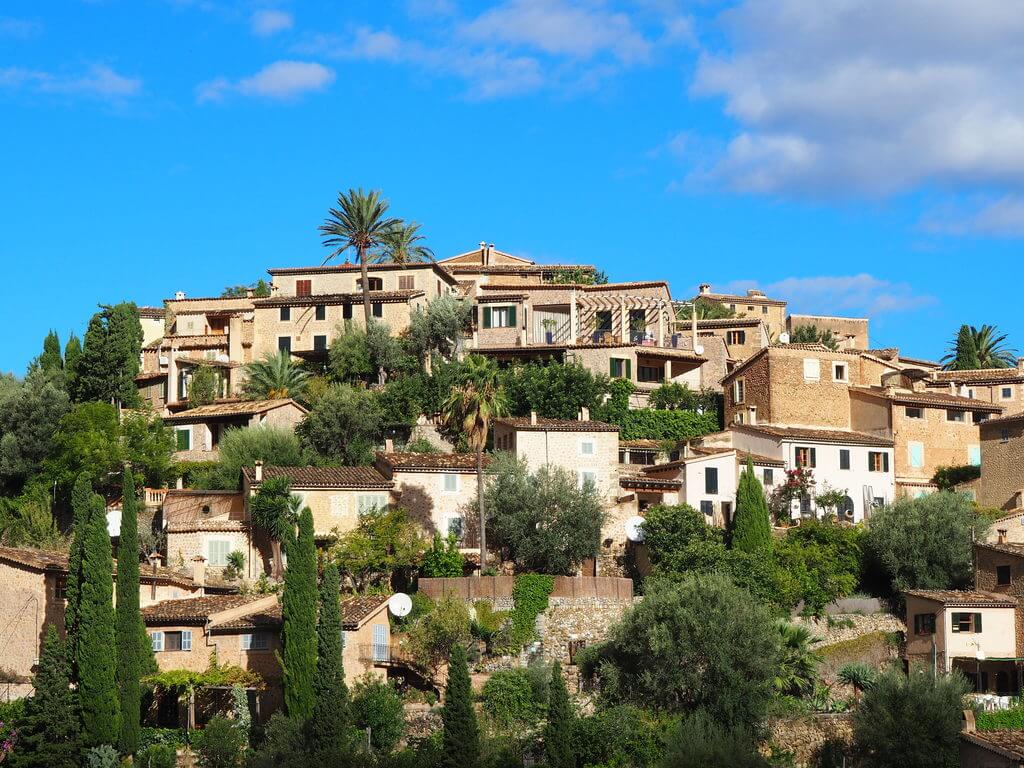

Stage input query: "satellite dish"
[
  {"left": 388, "top": 593, "right": 413, "bottom": 618},
  {"left": 624, "top": 515, "right": 646, "bottom": 543},
  {"left": 778, "top": 332, "right": 790, "bottom": 344},
  {"left": 694, "top": 344, "right": 705, "bottom": 355}
]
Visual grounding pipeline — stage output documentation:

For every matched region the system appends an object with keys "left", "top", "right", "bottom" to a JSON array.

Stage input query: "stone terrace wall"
[
  {"left": 765, "top": 715, "right": 854, "bottom": 767},
  {"left": 418, "top": 576, "right": 634, "bottom": 602}
]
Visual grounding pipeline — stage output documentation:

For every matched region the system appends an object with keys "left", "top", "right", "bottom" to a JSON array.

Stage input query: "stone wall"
[
  {"left": 765, "top": 714, "right": 854, "bottom": 767},
  {"left": 794, "top": 612, "right": 905, "bottom": 647},
  {"left": 537, "top": 597, "right": 639, "bottom": 690}
]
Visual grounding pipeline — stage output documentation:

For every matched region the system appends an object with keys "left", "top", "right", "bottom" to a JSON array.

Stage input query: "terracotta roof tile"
[
  {"left": 494, "top": 417, "right": 619, "bottom": 433},
  {"left": 209, "top": 594, "right": 388, "bottom": 630},
  {"left": 164, "top": 398, "right": 304, "bottom": 423},
  {"left": 698, "top": 291, "right": 787, "bottom": 307},
  {"left": 692, "top": 318, "right": 764, "bottom": 329},
  {"left": 976, "top": 541, "right": 1024, "bottom": 558},
  {"left": 732, "top": 424, "right": 895, "bottom": 447},
  {"left": 142, "top": 595, "right": 267, "bottom": 624},
  {"left": 376, "top": 452, "right": 488, "bottom": 471},
  {"left": 904, "top": 589, "right": 1015, "bottom": 607},
  {"left": 962, "top": 731, "right": 1024, "bottom": 760},
  {"left": 619, "top": 475, "right": 682, "bottom": 490},
  {"left": 254, "top": 290, "right": 425, "bottom": 308},
  {"left": 849, "top": 386, "right": 1004, "bottom": 413},
  {"left": 620, "top": 439, "right": 662, "bottom": 449},
  {"left": 979, "top": 412, "right": 1024, "bottom": 428},
  {"left": 138, "top": 306, "right": 166, "bottom": 319},
  {"left": 241, "top": 465, "right": 393, "bottom": 489},
  {"left": 931, "top": 367, "right": 1024, "bottom": 383}
]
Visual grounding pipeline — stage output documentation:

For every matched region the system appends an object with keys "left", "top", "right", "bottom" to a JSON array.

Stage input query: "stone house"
[
  {"left": 163, "top": 398, "right": 307, "bottom": 461},
  {"left": 436, "top": 242, "right": 598, "bottom": 293},
  {"left": 142, "top": 593, "right": 391, "bottom": 722},
  {"left": 977, "top": 413, "right": 1024, "bottom": 512},
  {"left": 960, "top": 729, "right": 1024, "bottom": 767},
  {"left": 848, "top": 385, "right": 1001, "bottom": 496},
  {"left": 138, "top": 306, "right": 167, "bottom": 348},
  {"left": 926, "top": 359, "right": 1024, "bottom": 417},
  {"left": 692, "top": 317, "right": 770, "bottom": 361},
  {"left": 0, "top": 546, "right": 235, "bottom": 700},
  {"left": 786, "top": 314, "right": 870, "bottom": 350},
  {"left": 694, "top": 284, "right": 789, "bottom": 339}
]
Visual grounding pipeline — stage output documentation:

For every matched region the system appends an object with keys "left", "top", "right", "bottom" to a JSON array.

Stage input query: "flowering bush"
[{"left": 769, "top": 468, "right": 816, "bottom": 523}]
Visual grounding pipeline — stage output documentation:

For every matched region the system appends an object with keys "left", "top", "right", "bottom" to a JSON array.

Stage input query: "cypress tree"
[
  {"left": 731, "top": 457, "right": 772, "bottom": 554},
  {"left": 440, "top": 644, "right": 479, "bottom": 768},
  {"left": 65, "top": 473, "right": 94, "bottom": 667},
  {"left": 115, "top": 467, "right": 142, "bottom": 755},
  {"left": 952, "top": 325, "right": 982, "bottom": 371},
  {"left": 36, "top": 330, "right": 64, "bottom": 374},
  {"left": 69, "top": 303, "right": 143, "bottom": 405},
  {"left": 544, "top": 662, "right": 573, "bottom": 768},
  {"left": 78, "top": 490, "right": 120, "bottom": 746},
  {"left": 307, "top": 563, "right": 350, "bottom": 758},
  {"left": 64, "top": 333, "right": 82, "bottom": 386},
  {"left": 9, "top": 626, "right": 82, "bottom": 768},
  {"left": 283, "top": 506, "right": 317, "bottom": 721}
]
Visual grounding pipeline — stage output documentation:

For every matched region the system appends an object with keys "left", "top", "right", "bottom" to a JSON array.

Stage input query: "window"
[
  {"left": 150, "top": 631, "right": 163, "bottom": 652},
  {"left": 398, "top": 275, "right": 415, "bottom": 290},
  {"left": 342, "top": 303, "right": 353, "bottom": 320},
  {"left": 951, "top": 612, "right": 983, "bottom": 633},
  {"left": 595, "top": 310, "right": 613, "bottom": 332},
  {"left": 315, "top": 305, "right": 326, "bottom": 321},
  {"left": 1002, "top": 387, "right": 1015, "bottom": 400},
  {"left": 279, "top": 306, "right": 291, "bottom": 321},
  {"left": 803, "top": 358, "right": 821, "bottom": 382},
  {"left": 578, "top": 470, "right": 597, "bottom": 489},
  {"left": 372, "top": 302, "right": 383, "bottom": 318},
  {"left": 580, "top": 440, "right": 595, "bottom": 456},
  {"left": 1002, "top": 428, "right": 1011, "bottom": 444},
  {"left": 356, "top": 277, "right": 384, "bottom": 291},
  {"left": 357, "top": 494, "right": 388, "bottom": 515},
  {"left": 482, "top": 305, "right": 517, "bottom": 329},
  {"left": 839, "top": 449, "right": 850, "bottom": 470},
  {"left": 905, "top": 407, "right": 923, "bottom": 419},
  {"left": 795, "top": 446, "right": 816, "bottom": 468},
  {"left": 446, "top": 515, "right": 464, "bottom": 541},
  {"left": 872, "top": 496, "right": 885, "bottom": 509},
  {"left": 733, "top": 378, "right": 745, "bottom": 405},
  {"left": 207, "top": 539, "right": 231, "bottom": 567},
  {"left": 762, "top": 306, "right": 768, "bottom": 314},
  {"left": 800, "top": 495, "right": 812, "bottom": 514},
  {"left": 54, "top": 575, "right": 67, "bottom": 600},
  {"left": 832, "top": 362, "right": 848, "bottom": 382},
  {"left": 868, "top": 452, "right": 890, "bottom": 472},
  {"left": 705, "top": 468, "right": 719, "bottom": 494},
  {"left": 968, "top": 445, "right": 981, "bottom": 466},
  {"left": 700, "top": 500, "right": 714, "bottom": 517},
  {"left": 908, "top": 442, "right": 925, "bottom": 468},
  {"left": 998, "top": 565, "right": 1012, "bottom": 586},
  {"left": 313, "top": 335, "right": 328, "bottom": 351},
  {"left": 726, "top": 330, "right": 746, "bottom": 345},
  {"left": 913, "top": 613, "right": 936, "bottom": 635},
  {"left": 152, "top": 630, "right": 192, "bottom": 652},
  {"left": 947, "top": 410, "right": 965, "bottom": 423},
  {"left": 278, "top": 336, "right": 291, "bottom": 352},
  {"left": 296, "top": 279, "right": 312, "bottom": 296},
  {"left": 175, "top": 428, "right": 191, "bottom": 452},
  {"left": 442, "top": 474, "right": 459, "bottom": 493},
  {"left": 638, "top": 364, "right": 664, "bottom": 383},
  {"left": 372, "top": 624, "right": 388, "bottom": 662},
  {"left": 763, "top": 468, "right": 774, "bottom": 486},
  {"left": 241, "top": 632, "right": 270, "bottom": 651},
  {"left": 609, "top": 358, "right": 631, "bottom": 379}
]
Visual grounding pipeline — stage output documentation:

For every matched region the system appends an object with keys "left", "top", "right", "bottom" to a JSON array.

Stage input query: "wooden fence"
[{"left": 417, "top": 575, "right": 634, "bottom": 602}]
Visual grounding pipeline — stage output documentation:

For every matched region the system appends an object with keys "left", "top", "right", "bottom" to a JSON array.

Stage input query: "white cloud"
[
  {"left": 0, "top": 64, "right": 141, "bottom": 99},
  {"left": 197, "top": 60, "right": 334, "bottom": 103},
  {"left": 922, "top": 195, "right": 1024, "bottom": 238},
  {"left": 721, "top": 274, "right": 936, "bottom": 317},
  {"left": 689, "top": 0, "right": 1024, "bottom": 199},
  {"left": 251, "top": 9, "right": 293, "bottom": 37}
]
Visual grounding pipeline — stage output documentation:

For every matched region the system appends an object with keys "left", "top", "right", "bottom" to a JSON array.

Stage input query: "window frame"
[
  {"left": 868, "top": 451, "right": 890, "bottom": 473},
  {"left": 908, "top": 441, "right": 925, "bottom": 469},
  {"left": 277, "top": 336, "right": 291, "bottom": 353},
  {"left": 947, "top": 409, "right": 966, "bottom": 423},
  {"left": 279, "top": 306, "right": 291, "bottom": 321},
  {"left": 733, "top": 378, "right": 746, "bottom": 405},
  {"left": 832, "top": 362, "right": 848, "bottom": 383},
  {"left": 839, "top": 449, "right": 851, "bottom": 470},
  {"left": 762, "top": 468, "right": 774, "bottom": 486},
  {"left": 725, "top": 330, "right": 746, "bottom": 345},
  {"left": 997, "top": 565, "right": 1012, "bottom": 586},
  {"left": 913, "top": 613, "right": 936, "bottom": 635},
  {"left": 795, "top": 446, "right": 816, "bottom": 469},
  {"left": 579, "top": 439, "right": 596, "bottom": 457},
  {"left": 705, "top": 467, "right": 719, "bottom": 495},
  {"left": 241, "top": 632, "right": 270, "bottom": 651},
  {"left": 1001, "top": 386, "right": 1015, "bottom": 401},
  {"left": 951, "top": 612, "right": 982, "bottom": 634},
  {"left": 905, "top": 406, "right": 924, "bottom": 419},
  {"left": 295, "top": 279, "right": 312, "bottom": 297},
  {"left": 803, "top": 358, "right": 821, "bottom": 382},
  {"left": 175, "top": 427, "right": 192, "bottom": 452},
  {"left": 313, "top": 334, "right": 328, "bottom": 351},
  {"left": 315, "top": 304, "right": 326, "bottom": 321},
  {"left": 206, "top": 538, "right": 232, "bottom": 567},
  {"left": 441, "top": 473, "right": 460, "bottom": 494},
  {"left": 699, "top": 500, "right": 714, "bottom": 517}
]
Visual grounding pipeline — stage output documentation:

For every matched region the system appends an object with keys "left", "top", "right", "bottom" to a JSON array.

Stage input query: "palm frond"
[{"left": 318, "top": 188, "right": 402, "bottom": 265}]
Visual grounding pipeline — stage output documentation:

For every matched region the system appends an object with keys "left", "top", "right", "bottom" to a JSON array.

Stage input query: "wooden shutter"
[
  {"left": 508, "top": 306, "right": 517, "bottom": 327},
  {"left": 974, "top": 613, "right": 983, "bottom": 632},
  {"left": 626, "top": 359, "right": 632, "bottom": 379},
  {"left": 883, "top": 452, "right": 890, "bottom": 472},
  {"left": 176, "top": 429, "right": 190, "bottom": 451},
  {"left": 809, "top": 447, "right": 816, "bottom": 467},
  {"left": 296, "top": 279, "right": 311, "bottom": 296},
  {"left": 483, "top": 307, "right": 492, "bottom": 329}
]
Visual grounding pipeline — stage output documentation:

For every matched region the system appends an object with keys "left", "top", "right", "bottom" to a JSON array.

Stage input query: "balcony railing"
[{"left": 358, "top": 644, "right": 416, "bottom": 667}]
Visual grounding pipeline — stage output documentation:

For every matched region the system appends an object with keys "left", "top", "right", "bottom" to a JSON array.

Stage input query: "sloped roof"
[
  {"left": 931, "top": 367, "right": 1024, "bottom": 383},
  {"left": 376, "top": 452, "right": 487, "bottom": 471},
  {"left": 241, "top": 465, "right": 393, "bottom": 489},
  {"left": 698, "top": 291, "right": 787, "bottom": 307},
  {"left": 849, "top": 386, "right": 1004, "bottom": 413},
  {"left": 163, "top": 398, "right": 305, "bottom": 423},
  {"left": 494, "top": 417, "right": 620, "bottom": 433},
  {"left": 904, "top": 589, "right": 1015, "bottom": 607},
  {"left": 155, "top": 593, "right": 390, "bottom": 631},
  {"left": 142, "top": 595, "right": 268, "bottom": 624},
  {"left": 732, "top": 424, "right": 895, "bottom": 447},
  {"left": 962, "top": 731, "right": 1024, "bottom": 761},
  {"left": 254, "top": 290, "right": 425, "bottom": 308},
  {"left": 163, "top": 490, "right": 246, "bottom": 533}
]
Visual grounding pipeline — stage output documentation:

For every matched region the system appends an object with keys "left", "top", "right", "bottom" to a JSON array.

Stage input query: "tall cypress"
[
  {"left": 64, "top": 334, "right": 82, "bottom": 387},
  {"left": 307, "top": 563, "right": 350, "bottom": 758},
  {"left": 65, "top": 473, "right": 94, "bottom": 668},
  {"left": 78, "top": 490, "right": 120, "bottom": 745},
  {"left": 732, "top": 457, "right": 773, "bottom": 554},
  {"left": 952, "top": 325, "right": 982, "bottom": 371},
  {"left": 440, "top": 644, "right": 479, "bottom": 768},
  {"left": 36, "top": 330, "right": 64, "bottom": 374},
  {"left": 115, "top": 468, "right": 142, "bottom": 755},
  {"left": 283, "top": 506, "right": 317, "bottom": 721},
  {"left": 9, "top": 626, "right": 82, "bottom": 768},
  {"left": 544, "top": 661, "right": 573, "bottom": 768}
]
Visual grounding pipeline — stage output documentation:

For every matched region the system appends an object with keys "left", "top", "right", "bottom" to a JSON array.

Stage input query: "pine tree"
[
  {"left": 732, "top": 457, "right": 772, "bottom": 554},
  {"left": 78, "top": 489, "right": 120, "bottom": 746},
  {"left": 115, "top": 468, "right": 142, "bottom": 755},
  {"left": 64, "top": 473, "right": 94, "bottom": 669},
  {"left": 283, "top": 506, "right": 317, "bottom": 721},
  {"left": 544, "top": 662, "right": 573, "bottom": 768},
  {"left": 9, "top": 626, "right": 82, "bottom": 768},
  {"left": 69, "top": 303, "right": 143, "bottom": 405},
  {"left": 307, "top": 563, "right": 351, "bottom": 759},
  {"left": 440, "top": 644, "right": 479, "bottom": 768}
]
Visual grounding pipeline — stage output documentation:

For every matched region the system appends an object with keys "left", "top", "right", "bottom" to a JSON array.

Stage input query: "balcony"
[{"left": 357, "top": 643, "right": 416, "bottom": 667}]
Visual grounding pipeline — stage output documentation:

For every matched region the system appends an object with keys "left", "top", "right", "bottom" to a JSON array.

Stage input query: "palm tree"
[
  {"left": 319, "top": 188, "right": 401, "bottom": 326},
  {"left": 441, "top": 355, "right": 508, "bottom": 570},
  {"left": 243, "top": 351, "right": 311, "bottom": 401},
  {"left": 838, "top": 662, "right": 876, "bottom": 700},
  {"left": 376, "top": 221, "right": 434, "bottom": 265},
  {"left": 772, "top": 620, "right": 823, "bottom": 699},
  {"left": 943, "top": 324, "right": 1017, "bottom": 370}
]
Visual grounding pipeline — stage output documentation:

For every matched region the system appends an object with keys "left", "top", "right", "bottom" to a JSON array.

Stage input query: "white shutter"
[
  {"left": 150, "top": 632, "right": 164, "bottom": 652},
  {"left": 181, "top": 630, "right": 192, "bottom": 651},
  {"left": 803, "top": 358, "right": 821, "bottom": 381},
  {"left": 241, "top": 634, "right": 252, "bottom": 651}
]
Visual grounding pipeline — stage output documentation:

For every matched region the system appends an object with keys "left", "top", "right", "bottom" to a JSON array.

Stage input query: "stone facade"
[
  {"left": 978, "top": 415, "right": 1024, "bottom": 511},
  {"left": 764, "top": 715, "right": 853, "bottom": 768},
  {"left": 267, "top": 262, "right": 458, "bottom": 299},
  {"left": 974, "top": 543, "right": 1024, "bottom": 663},
  {"left": 537, "top": 597, "right": 637, "bottom": 690},
  {"left": 787, "top": 314, "right": 869, "bottom": 350}
]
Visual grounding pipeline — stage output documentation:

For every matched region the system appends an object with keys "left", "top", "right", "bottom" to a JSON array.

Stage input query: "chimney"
[
  {"left": 747, "top": 406, "right": 757, "bottom": 425},
  {"left": 147, "top": 552, "right": 163, "bottom": 602},
  {"left": 479, "top": 241, "right": 488, "bottom": 265},
  {"left": 579, "top": 407, "right": 590, "bottom": 422},
  {"left": 530, "top": 410, "right": 538, "bottom": 426},
  {"left": 174, "top": 291, "right": 185, "bottom": 300},
  {"left": 698, "top": 283, "right": 711, "bottom": 296},
  {"left": 254, "top": 460, "right": 263, "bottom": 483},
  {"left": 998, "top": 529, "right": 1008, "bottom": 545},
  {"left": 191, "top": 555, "right": 207, "bottom": 595},
  {"left": 384, "top": 437, "right": 395, "bottom": 452},
  {"left": 682, "top": 443, "right": 691, "bottom": 458}
]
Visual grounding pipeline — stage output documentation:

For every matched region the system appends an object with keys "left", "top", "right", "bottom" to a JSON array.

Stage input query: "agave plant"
[
  {"left": 838, "top": 661, "right": 876, "bottom": 697},
  {"left": 243, "top": 351, "right": 311, "bottom": 401}
]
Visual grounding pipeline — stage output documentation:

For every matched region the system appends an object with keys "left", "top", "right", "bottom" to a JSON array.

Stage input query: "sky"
[{"left": 2, "top": 0, "right": 1023, "bottom": 373}]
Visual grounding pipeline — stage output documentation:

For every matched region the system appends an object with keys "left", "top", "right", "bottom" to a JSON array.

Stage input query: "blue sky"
[{"left": 2, "top": 0, "right": 1023, "bottom": 373}]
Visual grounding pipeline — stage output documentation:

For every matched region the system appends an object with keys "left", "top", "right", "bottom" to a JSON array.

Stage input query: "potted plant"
[{"left": 541, "top": 317, "right": 558, "bottom": 344}]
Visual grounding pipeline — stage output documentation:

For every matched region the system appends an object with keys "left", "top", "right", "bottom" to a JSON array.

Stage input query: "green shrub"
[
  {"left": 504, "top": 574, "right": 554, "bottom": 651},
  {"left": 137, "top": 743, "right": 178, "bottom": 768},
  {"left": 470, "top": 600, "right": 509, "bottom": 648},
  {"left": 613, "top": 409, "right": 719, "bottom": 442},
  {"left": 569, "top": 705, "right": 673, "bottom": 768},
  {"left": 0, "top": 697, "right": 26, "bottom": 725},
  {"left": 139, "top": 726, "right": 188, "bottom": 751},
  {"left": 351, "top": 676, "right": 406, "bottom": 753},
  {"left": 193, "top": 716, "right": 245, "bottom": 768},
  {"left": 422, "top": 533, "right": 465, "bottom": 577},
  {"left": 481, "top": 670, "right": 539, "bottom": 732},
  {"left": 977, "top": 705, "right": 1024, "bottom": 731}
]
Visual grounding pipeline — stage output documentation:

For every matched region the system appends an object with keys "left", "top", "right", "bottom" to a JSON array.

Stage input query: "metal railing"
[{"left": 358, "top": 644, "right": 416, "bottom": 666}]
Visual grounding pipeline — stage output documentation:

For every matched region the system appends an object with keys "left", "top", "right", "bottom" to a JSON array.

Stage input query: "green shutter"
[
  {"left": 483, "top": 307, "right": 492, "bottom": 329},
  {"left": 508, "top": 306, "right": 517, "bottom": 327},
  {"left": 610, "top": 359, "right": 616, "bottom": 377},
  {"left": 974, "top": 613, "right": 983, "bottom": 632},
  {"left": 809, "top": 447, "right": 816, "bottom": 467},
  {"left": 625, "top": 359, "right": 632, "bottom": 379},
  {"left": 176, "top": 429, "right": 190, "bottom": 451}
]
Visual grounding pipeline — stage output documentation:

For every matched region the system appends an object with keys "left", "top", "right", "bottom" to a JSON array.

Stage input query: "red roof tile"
[
  {"left": 241, "top": 465, "right": 393, "bottom": 489},
  {"left": 376, "top": 452, "right": 487, "bottom": 471},
  {"left": 494, "top": 417, "right": 619, "bottom": 433}
]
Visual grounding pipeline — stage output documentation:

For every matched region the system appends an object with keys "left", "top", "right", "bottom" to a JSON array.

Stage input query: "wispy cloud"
[
  {"left": 197, "top": 60, "right": 334, "bottom": 103},
  {"left": 0, "top": 64, "right": 141, "bottom": 100},
  {"left": 720, "top": 274, "right": 936, "bottom": 317},
  {"left": 0, "top": 16, "right": 41, "bottom": 38},
  {"left": 921, "top": 195, "right": 1024, "bottom": 238},
  {"left": 250, "top": 9, "right": 293, "bottom": 37}
]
